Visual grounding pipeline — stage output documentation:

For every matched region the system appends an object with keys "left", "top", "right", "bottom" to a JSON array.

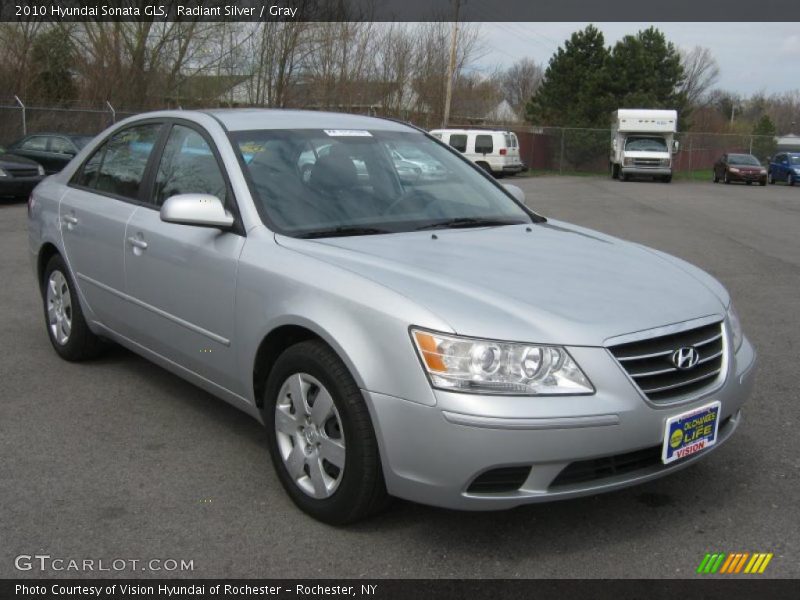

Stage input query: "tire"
[
  {"left": 662, "top": 174, "right": 672, "bottom": 183},
  {"left": 42, "top": 254, "right": 105, "bottom": 361},
  {"left": 724, "top": 171, "right": 730, "bottom": 184},
  {"left": 611, "top": 163, "right": 619, "bottom": 180},
  {"left": 262, "top": 340, "right": 389, "bottom": 524},
  {"left": 789, "top": 173, "right": 796, "bottom": 187},
  {"left": 768, "top": 171, "right": 775, "bottom": 184},
  {"left": 476, "top": 161, "right": 492, "bottom": 176},
  {"left": 759, "top": 179, "right": 766, "bottom": 187},
  {"left": 746, "top": 180, "right": 752, "bottom": 185},
  {"left": 713, "top": 170, "right": 719, "bottom": 183}
]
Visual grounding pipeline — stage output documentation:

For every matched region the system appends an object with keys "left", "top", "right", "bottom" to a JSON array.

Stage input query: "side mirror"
[
  {"left": 611, "top": 139, "right": 617, "bottom": 151},
  {"left": 672, "top": 140, "right": 680, "bottom": 154},
  {"left": 503, "top": 183, "right": 525, "bottom": 204},
  {"left": 160, "top": 194, "right": 234, "bottom": 229}
]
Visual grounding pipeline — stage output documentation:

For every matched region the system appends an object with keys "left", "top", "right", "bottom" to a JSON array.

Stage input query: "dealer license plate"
[{"left": 661, "top": 401, "right": 721, "bottom": 464}]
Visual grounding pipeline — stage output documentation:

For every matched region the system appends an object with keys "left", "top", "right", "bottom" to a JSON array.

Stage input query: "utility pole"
[{"left": 442, "top": 0, "right": 461, "bottom": 128}]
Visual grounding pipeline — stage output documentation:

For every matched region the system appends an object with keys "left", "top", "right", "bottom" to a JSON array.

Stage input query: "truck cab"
[{"left": 610, "top": 109, "right": 679, "bottom": 183}]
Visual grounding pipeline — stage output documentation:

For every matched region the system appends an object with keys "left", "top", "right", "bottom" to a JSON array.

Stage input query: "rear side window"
[
  {"left": 94, "top": 124, "right": 162, "bottom": 200},
  {"left": 50, "top": 137, "right": 75, "bottom": 155},
  {"left": 154, "top": 124, "right": 227, "bottom": 207},
  {"left": 449, "top": 134, "right": 467, "bottom": 152},
  {"left": 475, "top": 134, "right": 493, "bottom": 154}
]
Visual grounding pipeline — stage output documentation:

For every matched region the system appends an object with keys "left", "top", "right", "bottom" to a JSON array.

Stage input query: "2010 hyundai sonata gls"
[{"left": 28, "top": 110, "right": 756, "bottom": 524}]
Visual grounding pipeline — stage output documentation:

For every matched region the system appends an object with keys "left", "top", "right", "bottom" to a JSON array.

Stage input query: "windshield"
[
  {"left": 232, "top": 129, "right": 531, "bottom": 237},
  {"left": 728, "top": 154, "right": 761, "bottom": 166},
  {"left": 625, "top": 136, "right": 667, "bottom": 152},
  {"left": 72, "top": 136, "right": 94, "bottom": 149},
  {"left": 791, "top": 155, "right": 800, "bottom": 165}
]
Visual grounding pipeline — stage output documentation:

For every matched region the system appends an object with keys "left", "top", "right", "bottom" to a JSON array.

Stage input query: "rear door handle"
[
  {"left": 127, "top": 236, "right": 148, "bottom": 250},
  {"left": 63, "top": 215, "right": 78, "bottom": 226}
]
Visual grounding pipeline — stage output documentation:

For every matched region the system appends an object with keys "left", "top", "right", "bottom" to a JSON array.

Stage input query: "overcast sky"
[{"left": 475, "top": 23, "right": 800, "bottom": 97}]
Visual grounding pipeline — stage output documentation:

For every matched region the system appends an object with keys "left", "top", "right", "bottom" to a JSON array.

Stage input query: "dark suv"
[{"left": 6, "top": 133, "right": 94, "bottom": 174}]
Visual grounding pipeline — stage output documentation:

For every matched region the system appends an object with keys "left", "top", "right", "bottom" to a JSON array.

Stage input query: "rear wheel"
[
  {"left": 476, "top": 161, "right": 492, "bottom": 176},
  {"left": 262, "top": 340, "right": 389, "bottom": 524},
  {"left": 42, "top": 254, "right": 105, "bottom": 361}
]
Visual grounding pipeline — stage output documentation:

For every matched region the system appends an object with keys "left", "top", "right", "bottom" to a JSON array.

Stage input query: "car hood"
[
  {"left": 0, "top": 152, "right": 40, "bottom": 168},
  {"left": 276, "top": 221, "right": 728, "bottom": 346}
]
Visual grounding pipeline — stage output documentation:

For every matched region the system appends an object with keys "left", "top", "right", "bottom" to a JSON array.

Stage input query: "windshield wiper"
[
  {"left": 296, "top": 226, "right": 391, "bottom": 239},
  {"left": 414, "top": 217, "right": 527, "bottom": 231}
]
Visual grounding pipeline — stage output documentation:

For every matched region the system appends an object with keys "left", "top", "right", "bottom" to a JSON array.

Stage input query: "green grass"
[{"left": 674, "top": 169, "right": 712, "bottom": 182}]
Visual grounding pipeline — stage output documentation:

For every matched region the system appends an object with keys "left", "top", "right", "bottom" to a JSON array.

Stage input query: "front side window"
[
  {"left": 232, "top": 129, "right": 531, "bottom": 237},
  {"left": 20, "top": 136, "right": 48, "bottom": 151},
  {"left": 625, "top": 136, "right": 668, "bottom": 152},
  {"left": 94, "top": 124, "right": 162, "bottom": 200},
  {"left": 790, "top": 155, "right": 800, "bottom": 165},
  {"left": 154, "top": 125, "right": 227, "bottom": 207},
  {"left": 475, "top": 134, "right": 493, "bottom": 154},
  {"left": 74, "top": 143, "right": 105, "bottom": 188},
  {"left": 449, "top": 134, "right": 467, "bottom": 152}
]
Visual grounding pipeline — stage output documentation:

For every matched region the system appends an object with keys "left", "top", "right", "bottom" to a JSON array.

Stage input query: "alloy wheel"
[
  {"left": 46, "top": 270, "right": 72, "bottom": 345},
  {"left": 274, "top": 373, "right": 345, "bottom": 499}
]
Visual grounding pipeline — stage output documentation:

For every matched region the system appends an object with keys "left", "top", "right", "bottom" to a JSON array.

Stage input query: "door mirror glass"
[
  {"left": 503, "top": 183, "right": 525, "bottom": 204},
  {"left": 672, "top": 140, "right": 680, "bottom": 154},
  {"left": 160, "top": 194, "right": 234, "bottom": 229}
]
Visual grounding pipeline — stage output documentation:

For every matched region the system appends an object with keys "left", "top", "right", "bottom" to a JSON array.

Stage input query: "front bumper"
[
  {"left": 367, "top": 336, "right": 756, "bottom": 510},
  {"left": 621, "top": 167, "right": 671, "bottom": 177},
  {"left": 0, "top": 176, "right": 43, "bottom": 199},
  {"left": 728, "top": 171, "right": 766, "bottom": 182}
]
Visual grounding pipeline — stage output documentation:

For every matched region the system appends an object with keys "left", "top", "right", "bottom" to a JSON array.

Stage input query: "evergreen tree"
[
  {"left": 751, "top": 115, "right": 777, "bottom": 162},
  {"left": 30, "top": 27, "right": 76, "bottom": 105}
]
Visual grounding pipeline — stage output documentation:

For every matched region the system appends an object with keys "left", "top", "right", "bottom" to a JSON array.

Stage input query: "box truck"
[{"left": 610, "top": 109, "right": 679, "bottom": 183}]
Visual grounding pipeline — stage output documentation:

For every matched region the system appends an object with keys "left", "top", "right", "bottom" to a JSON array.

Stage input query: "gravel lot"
[{"left": 1, "top": 176, "right": 798, "bottom": 579}]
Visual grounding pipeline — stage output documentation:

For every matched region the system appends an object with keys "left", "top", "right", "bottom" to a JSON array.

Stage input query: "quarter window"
[
  {"left": 449, "top": 134, "right": 467, "bottom": 152},
  {"left": 94, "top": 124, "right": 162, "bottom": 200},
  {"left": 74, "top": 143, "right": 105, "bottom": 188},
  {"left": 154, "top": 125, "right": 228, "bottom": 207}
]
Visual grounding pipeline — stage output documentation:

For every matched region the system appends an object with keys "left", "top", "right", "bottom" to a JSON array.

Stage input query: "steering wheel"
[{"left": 383, "top": 189, "right": 440, "bottom": 216}]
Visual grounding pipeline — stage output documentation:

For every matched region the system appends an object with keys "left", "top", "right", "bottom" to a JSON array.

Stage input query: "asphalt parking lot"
[{"left": 1, "top": 176, "right": 799, "bottom": 579}]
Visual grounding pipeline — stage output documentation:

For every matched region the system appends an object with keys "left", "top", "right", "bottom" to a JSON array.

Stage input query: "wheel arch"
[
  {"left": 251, "top": 320, "right": 366, "bottom": 410},
  {"left": 36, "top": 242, "right": 61, "bottom": 295}
]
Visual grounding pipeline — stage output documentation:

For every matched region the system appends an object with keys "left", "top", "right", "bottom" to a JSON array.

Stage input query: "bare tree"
[
  {"left": 499, "top": 58, "right": 543, "bottom": 116},
  {"left": 680, "top": 46, "right": 720, "bottom": 108}
]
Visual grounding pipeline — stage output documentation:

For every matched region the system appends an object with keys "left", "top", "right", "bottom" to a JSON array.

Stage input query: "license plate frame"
[{"left": 661, "top": 401, "right": 721, "bottom": 464}]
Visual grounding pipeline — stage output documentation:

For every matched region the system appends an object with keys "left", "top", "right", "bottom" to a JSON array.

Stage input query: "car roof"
[
  {"left": 201, "top": 109, "right": 416, "bottom": 133},
  {"left": 430, "top": 129, "right": 511, "bottom": 135}
]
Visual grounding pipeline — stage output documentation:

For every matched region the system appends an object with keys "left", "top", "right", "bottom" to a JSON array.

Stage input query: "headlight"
[
  {"left": 37, "top": 165, "right": 45, "bottom": 176},
  {"left": 729, "top": 167, "right": 740, "bottom": 173},
  {"left": 659, "top": 158, "right": 670, "bottom": 167},
  {"left": 727, "top": 303, "right": 743, "bottom": 352},
  {"left": 0, "top": 167, "right": 7, "bottom": 177},
  {"left": 411, "top": 329, "right": 594, "bottom": 395},
  {"left": 760, "top": 168, "right": 767, "bottom": 174},
  {"left": 794, "top": 168, "right": 800, "bottom": 174}
]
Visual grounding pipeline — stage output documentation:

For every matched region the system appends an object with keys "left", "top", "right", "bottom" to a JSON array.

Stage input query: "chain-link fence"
[
  {"left": 511, "top": 126, "right": 779, "bottom": 177},
  {"left": 0, "top": 99, "right": 782, "bottom": 179},
  {"left": 0, "top": 99, "right": 141, "bottom": 146}
]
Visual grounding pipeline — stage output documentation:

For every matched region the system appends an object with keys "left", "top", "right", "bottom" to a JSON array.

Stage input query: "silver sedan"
[{"left": 28, "top": 110, "right": 756, "bottom": 523}]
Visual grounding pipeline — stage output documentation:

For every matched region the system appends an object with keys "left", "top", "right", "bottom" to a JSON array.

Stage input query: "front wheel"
[
  {"left": 713, "top": 170, "right": 719, "bottom": 183},
  {"left": 724, "top": 171, "right": 730, "bottom": 184},
  {"left": 42, "top": 254, "right": 105, "bottom": 361},
  {"left": 262, "top": 340, "right": 389, "bottom": 524},
  {"left": 768, "top": 171, "right": 775, "bottom": 184},
  {"left": 789, "top": 173, "right": 796, "bottom": 187}
]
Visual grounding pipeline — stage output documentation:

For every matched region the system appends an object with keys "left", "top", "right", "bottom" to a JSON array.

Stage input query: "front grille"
[
  {"left": 7, "top": 168, "right": 39, "bottom": 178},
  {"left": 609, "top": 322, "right": 724, "bottom": 403},
  {"left": 467, "top": 466, "right": 531, "bottom": 494},
  {"left": 633, "top": 158, "right": 662, "bottom": 167},
  {"left": 550, "top": 416, "right": 731, "bottom": 488}
]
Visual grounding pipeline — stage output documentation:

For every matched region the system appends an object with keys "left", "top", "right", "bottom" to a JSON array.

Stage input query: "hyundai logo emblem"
[{"left": 672, "top": 347, "right": 700, "bottom": 370}]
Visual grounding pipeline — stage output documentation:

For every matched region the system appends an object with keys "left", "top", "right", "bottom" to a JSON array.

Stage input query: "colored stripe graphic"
[{"left": 698, "top": 552, "right": 773, "bottom": 574}]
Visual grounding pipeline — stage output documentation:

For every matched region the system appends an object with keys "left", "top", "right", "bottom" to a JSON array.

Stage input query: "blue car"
[{"left": 768, "top": 152, "right": 800, "bottom": 186}]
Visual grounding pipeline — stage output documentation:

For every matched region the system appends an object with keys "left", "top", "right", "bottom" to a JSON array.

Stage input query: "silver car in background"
[{"left": 28, "top": 110, "right": 756, "bottom": 524}]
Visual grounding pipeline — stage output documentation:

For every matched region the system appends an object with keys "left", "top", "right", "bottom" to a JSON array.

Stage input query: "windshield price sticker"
[{"left": 323, "top": 130, "right": 373, "bottom": 137}]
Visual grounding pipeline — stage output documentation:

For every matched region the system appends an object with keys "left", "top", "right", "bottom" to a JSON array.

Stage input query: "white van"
[{"left": 429, "top": 128, "right": 524, "bottom": 177}]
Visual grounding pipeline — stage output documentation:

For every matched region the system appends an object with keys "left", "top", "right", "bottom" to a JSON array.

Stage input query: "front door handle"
[
  {"left": 63, "top": 215, "right": 78, "bottom": 227},
  {"left": 127, "top": 236, "right": 148, "bottom": 250}
]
